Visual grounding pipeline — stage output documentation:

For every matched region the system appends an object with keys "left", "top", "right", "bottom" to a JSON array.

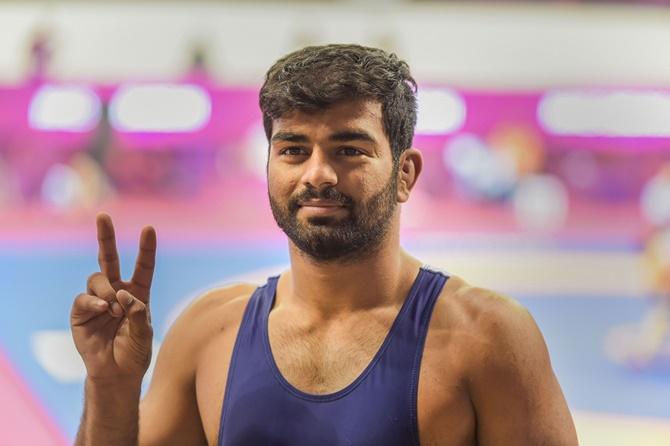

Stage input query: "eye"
[
  {"left": 338, "top": 147, "right": 363, "bottom": 157},
  {"left": 280, "top": 146, "right": 308, "bottom": 156}
]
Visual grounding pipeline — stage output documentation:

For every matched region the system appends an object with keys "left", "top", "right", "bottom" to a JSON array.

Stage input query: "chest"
[
  {"left": 194, "top": 306, "right": 476, "bottom": 446},
  {"left": 267, "top": 309, "right": 395, "bottom": 394}
]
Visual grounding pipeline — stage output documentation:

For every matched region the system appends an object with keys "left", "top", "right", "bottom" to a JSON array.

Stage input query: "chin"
[{"left": 304, "top": 216, "right": 335, "bottom": 226}]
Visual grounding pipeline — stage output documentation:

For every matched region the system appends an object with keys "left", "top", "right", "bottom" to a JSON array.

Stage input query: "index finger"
[{"left": 96, "top": 213, "right": 121, "bottom": 283}]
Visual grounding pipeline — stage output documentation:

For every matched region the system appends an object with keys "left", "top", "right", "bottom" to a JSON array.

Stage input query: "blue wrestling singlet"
[{"left": 217, "top": 266, "right": 449, "bottom": 446}]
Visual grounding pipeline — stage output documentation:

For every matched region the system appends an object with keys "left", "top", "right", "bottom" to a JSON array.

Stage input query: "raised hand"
[{"left": 71, "top": 213, "right": 157, "bottom": 383}]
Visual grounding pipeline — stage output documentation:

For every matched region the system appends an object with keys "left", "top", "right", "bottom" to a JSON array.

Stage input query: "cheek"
[
  {"left": 267, "top": 164, "right": 298, "bottom": 199},
  {"left": 347, "top": 169, "right": 389, "bottom": 197}
]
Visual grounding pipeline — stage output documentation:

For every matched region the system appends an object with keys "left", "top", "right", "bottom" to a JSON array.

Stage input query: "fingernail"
[
  {"left": 110, "top": 302, "right": 123, "bottom": 316},
  {"left": 118, "top": 290, "right": 133, "bottom": 306}
]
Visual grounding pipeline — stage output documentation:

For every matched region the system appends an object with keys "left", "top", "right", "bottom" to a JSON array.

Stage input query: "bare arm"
[
  {"left": 72, "top": 214, "right": 156, "bottom": 446},
  {"left": 72, "top": 214, "right": 255, "bottom": 445},
  {"left": 136, "top": 291, "right": 218, "bottom": 446},
  {"left": 137, "top": 283, "right": 255, "bottom": 445},
  {"left": 467, "top": 293, "right": 578, "bottom": 446},
  {"left": 76, "top": 378, "right": 142, "bottom": 445},
  {"left": 74, "top": 300, "right": 209, "bottom": 446}
]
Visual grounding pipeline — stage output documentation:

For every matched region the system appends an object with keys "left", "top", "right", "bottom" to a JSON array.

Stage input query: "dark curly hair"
[{"left": 259, "top": 44, "right": 417, "bottom": 161}]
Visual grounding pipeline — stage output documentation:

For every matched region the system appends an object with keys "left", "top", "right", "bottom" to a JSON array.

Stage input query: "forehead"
[{"left": 271, "top": 100, "right": 386, "bottom": 140}]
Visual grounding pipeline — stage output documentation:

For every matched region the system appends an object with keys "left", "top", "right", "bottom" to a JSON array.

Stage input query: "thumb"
[{"left": 117, "top": 290, "right": 153, "bottom": 341}]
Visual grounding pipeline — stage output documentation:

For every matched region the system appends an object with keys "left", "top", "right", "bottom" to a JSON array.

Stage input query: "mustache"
[{"left": 288, "top": 187, "right": 353, "bottom": 210}]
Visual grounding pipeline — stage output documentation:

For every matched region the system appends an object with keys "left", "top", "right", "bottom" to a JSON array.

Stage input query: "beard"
[{"left": 269, "top": 168, "right": 398, "bottom": 263}]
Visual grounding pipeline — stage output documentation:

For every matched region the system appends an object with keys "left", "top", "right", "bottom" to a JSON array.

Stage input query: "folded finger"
[
  {"left": 87, "top": 272, "right": 117, "bottom": 303},
  {"left": 71, "top": 293, "right": 109, "bottom": 324},
  {"left": 117, "top": 290, "right": 153, "bottom": 340}
]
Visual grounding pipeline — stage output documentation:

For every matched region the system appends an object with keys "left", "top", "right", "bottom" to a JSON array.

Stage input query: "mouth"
[
  {"left": 299, "top": 200, "right": 346, "bottom": 208},
  {"left": 298, "top": 200, "right": 348, "bottom": 217}
]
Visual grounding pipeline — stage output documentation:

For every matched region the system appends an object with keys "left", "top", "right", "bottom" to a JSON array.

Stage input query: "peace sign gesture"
[{"left": 71, "top": 213, "right": 157, "bottom": 383}]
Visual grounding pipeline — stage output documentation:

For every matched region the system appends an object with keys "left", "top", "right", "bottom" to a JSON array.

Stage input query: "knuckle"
[
  {"left": 98, "top": 234, "right": 115, "bottom": 242},
  {"left": 71, "top": 293, "right": 93, "bottom": 318},
  {"left": 86, "top": 273, "right": 116, "bottom": 299},
  {"left": 98, "top": 252, "right": 118, "bottom": 262},
  {"left": 73, "top": 293, "right": 89, "bottom": 305},
  {"left": 136, "top": 261, "right": 155, "bottom": 270},
  {"left": 133, "top": 281, "right": 150, "bottom": 291},
  {"left": 86, "top": 271, "right": 103, "bottom": 285}
]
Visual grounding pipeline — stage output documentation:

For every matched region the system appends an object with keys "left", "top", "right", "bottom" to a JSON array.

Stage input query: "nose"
[{"left": 301, "top": 148, "right": 337, "bottom": 190}]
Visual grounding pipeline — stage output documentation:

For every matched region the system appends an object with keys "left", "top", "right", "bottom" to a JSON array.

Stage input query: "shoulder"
[
  {"left": 172, "top": 282, "right": 259, "bottom": 339},
  {"left": 184, "top": 282, "right": 258, "bottom": 317},
  {"left": 157, "top": 282, "right": 259, "bottom": 370},
  {"left": 434, "top": 274, "right": 531, "bottom": 330},
  {"left": 430, "top": 276, "right": 578, "bottom": 444},
  {"left": 433, "top": 275, "right": 544, "bottom": 368}
]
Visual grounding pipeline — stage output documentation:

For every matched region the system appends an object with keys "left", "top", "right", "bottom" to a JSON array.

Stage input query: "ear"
[{"left": 396, "top": 148, "right": 423, "bottom": 203}]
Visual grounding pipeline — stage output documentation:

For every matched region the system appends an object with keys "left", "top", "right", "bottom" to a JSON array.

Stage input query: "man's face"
[{"left": 267, "top": 100, "right": 398, "bottom": 262}]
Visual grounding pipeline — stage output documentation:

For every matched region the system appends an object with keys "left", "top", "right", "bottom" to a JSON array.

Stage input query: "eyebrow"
[
  {"left": 329, "top": 130, "right": 377, "bottom": 144},
  {"left": 271, "top": 129, "right": 377, "bottom": 144},
  {"left": 271, "top": 132, "right": 309, "bottom": 143}
]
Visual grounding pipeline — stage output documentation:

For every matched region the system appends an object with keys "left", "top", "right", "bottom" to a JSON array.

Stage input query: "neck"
[{"left": 277, "top": 218, "right": 422, "bottom": 319}]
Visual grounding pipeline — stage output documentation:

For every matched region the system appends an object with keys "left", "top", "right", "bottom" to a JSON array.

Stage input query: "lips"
[
  {"left": 298, "top": 200, "right": 349, "bottom": 217},
  {"left": 299, "top": 200, "right": 346, "bottom": 208}
]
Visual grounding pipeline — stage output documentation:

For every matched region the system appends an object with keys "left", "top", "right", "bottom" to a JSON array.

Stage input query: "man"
[{"left": 71, "top": 44, "right": 578, "bottom": 445}]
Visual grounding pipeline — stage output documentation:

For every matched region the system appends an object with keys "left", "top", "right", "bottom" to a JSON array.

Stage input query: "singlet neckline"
[{"left": 261, "top": 266, "right": 428, "bottom": 402}]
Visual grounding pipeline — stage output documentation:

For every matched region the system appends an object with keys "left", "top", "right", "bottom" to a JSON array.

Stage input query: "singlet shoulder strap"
[{"left": 217, "top": 276, "right": 279, "bottom": 443}]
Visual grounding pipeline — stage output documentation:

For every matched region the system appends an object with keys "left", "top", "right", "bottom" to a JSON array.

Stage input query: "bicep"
[
  {"left": 469, "top": 306, "right": 577, "bottom": 446},
  {"left": 137, "top": 303, "right": 209, "bottom": 445},
  {"left": 138, "top": 349, "right": 208, "bottom": 446},
  {"left": 136, "top": 284, "right": 254, "bottom": 446}
]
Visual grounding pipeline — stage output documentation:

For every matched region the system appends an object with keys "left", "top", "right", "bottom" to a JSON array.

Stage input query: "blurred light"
[
  {"left": 559, "top": 150, "right": 600, "bottom": 191},
  {"left": 488, "top": 124, "right": 545, "bottom": 176},
  {"left": 513, "top": 174, "right": 569, "bottom": 233},
  {"left": 416, "top": 88, "right": 466, "bottom": 135},
  {"left": 31, "top": 330, "right": 161, "bottom": 384},
  {"left": 40, "top": 163, "right": 83, "bottom": 209},
  {"left": 110, "top": 83, "right": 211, "bottom": 132},
  {"left": 641, "top": 171, "right": 670, "bottom": 226},
  {"left": 241, "top": 124, "right": 269, "bottom": 181},
  {"left": 28, "top": 84, "right": 101, "bottom": 131},
  {"left": 31, "top": 331, "right": 85, "bottom": 383},
  {"left": 538, "top": 90, "right": 670, "bottom": 137},
  {"left": 444, "top": 134, "right": 517, "bottom": 200}
]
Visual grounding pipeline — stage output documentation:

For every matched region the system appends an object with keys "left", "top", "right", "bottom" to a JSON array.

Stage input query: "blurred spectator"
[
  {"left": 605, "top": 163, "right": 670, "bottom": 369},
  {"left": 184, "top": 41, "right": 215, "bottom": 86},
  {"left": 25, "top": 28, "right": 54, "bottom": 84}
]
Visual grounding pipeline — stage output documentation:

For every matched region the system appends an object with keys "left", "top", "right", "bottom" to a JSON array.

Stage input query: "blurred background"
[{"left": 1, "top": 0, "right": 669, "bottom": 445}]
